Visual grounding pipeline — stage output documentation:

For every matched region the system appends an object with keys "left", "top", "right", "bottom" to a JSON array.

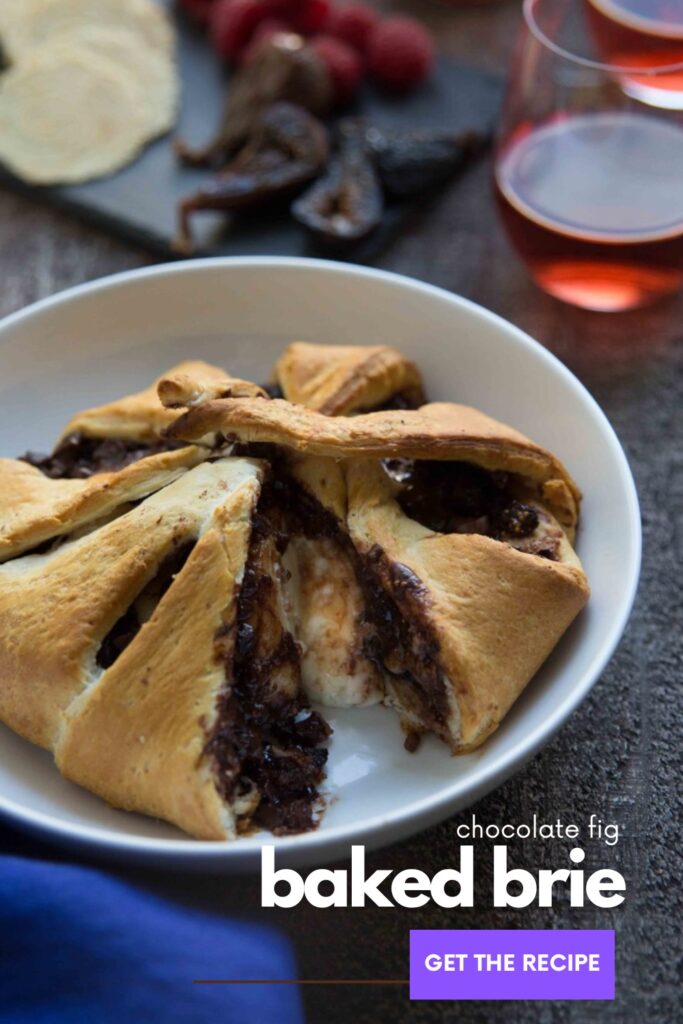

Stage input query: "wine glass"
[
  {"left": 585, "top": 0, "right": 683, "bottom": 109},
  {"left": 494, "top": 0, "right": 683, "bottom": 311}
]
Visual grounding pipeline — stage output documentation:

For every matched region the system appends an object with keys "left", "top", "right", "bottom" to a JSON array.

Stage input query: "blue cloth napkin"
[{"left": 0, "top": 839, "right": 303, "bottom": 1024}]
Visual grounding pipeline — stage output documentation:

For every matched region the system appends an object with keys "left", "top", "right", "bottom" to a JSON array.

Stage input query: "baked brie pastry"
[
  {"left": 22, "top": 360, "right": 230, "bottom": 479},
  {"left": 346, "top": 459, "right": 588, "bottom": 752},
  {"left": 0, "top": 447, "right": 204, "bottom": 563},
  {"left": 0, "top": 456, "right": 330, "bottom": 839},
  {"left": 158, "top": 368, "right": 387, "bottom": 709},
  {"left": 0, "top": 340, "right": 591, "bottom": 841},
  {"left": 274, "top": 341, "right": 425, "bottom": 414},
  {"left": 165, "top": 394, "right": 589, "bottom": 751},
  {"left": 275, "top": 453, "right": 385, "bottom": 707}
]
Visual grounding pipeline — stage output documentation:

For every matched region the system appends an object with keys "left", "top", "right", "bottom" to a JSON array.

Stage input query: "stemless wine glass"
[
  {"left": 585, "top": 0, "right": 683, "bottom": 109},
  {"left": 494, "top": 0, "right": 683, "bottom": 311}
]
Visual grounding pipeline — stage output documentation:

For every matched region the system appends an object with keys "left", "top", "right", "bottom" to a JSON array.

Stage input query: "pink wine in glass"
[
  {"left": 585, "top": 0, "right": 683, "bottom": 107},
  {"left": 495, "top": 112, "right": 683, "bottom": 310}
]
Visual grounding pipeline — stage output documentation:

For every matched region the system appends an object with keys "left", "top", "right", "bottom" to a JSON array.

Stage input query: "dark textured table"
[{"left": 0, "top": 2, "right": 680, "bottom": 1022}]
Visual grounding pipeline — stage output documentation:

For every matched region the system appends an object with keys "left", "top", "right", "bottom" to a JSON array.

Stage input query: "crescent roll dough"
[
  {"left": 345, "top": 460, "right": 589, "bottom": 752},
  {"left": 158, "top": 361, "right": 394, "bottom": 710},
  {"left": 0, "top": 447, "right": 203, "bottom": 563},
  {"left": 58, "top": 360, "right": 231, "bottom": 443},
  {"left": 0, "top": 459, "right": 330, "bottom": 838},
  {"left": 274, "top": 341, "right": 425, "bottom": 414},
  {"left": 165, "top": 397, "right": 580, "bottom": 528},
  {"left": 162, "top": 382, "right": 588, "bottom": 750},
  {"left": 0, "top": 338, "right": 592, "bottom": 837}
]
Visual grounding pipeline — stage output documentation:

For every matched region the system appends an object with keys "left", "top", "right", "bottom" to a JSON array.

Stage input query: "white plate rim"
[{"left": 0, "top": 257, "right": 642, "bottom": 868}]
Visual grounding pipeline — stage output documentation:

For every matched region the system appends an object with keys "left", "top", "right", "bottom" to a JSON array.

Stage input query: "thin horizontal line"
[{"left": 193, "top": 979, "right": 410, "bottom": 986}]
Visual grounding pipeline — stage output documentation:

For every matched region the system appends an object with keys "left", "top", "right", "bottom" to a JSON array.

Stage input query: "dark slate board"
[{"left": 0, "top": 12, "right": 502, "bottom": 262}]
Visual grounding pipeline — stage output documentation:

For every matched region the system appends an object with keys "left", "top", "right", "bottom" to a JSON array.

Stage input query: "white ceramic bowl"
[{"left": 0, "top": 258, "right": 640, "bottom": 871}]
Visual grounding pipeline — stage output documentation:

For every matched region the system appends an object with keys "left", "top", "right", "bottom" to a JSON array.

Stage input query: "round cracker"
[
  {"left": 0, "top": 0, "right": 173, "bottom": 62},
  {"left": 0, "top": 44, "right": 151, "bottom": 184},
  {"left": 49, "top": 25, "right": 178, "bottom": 137}
]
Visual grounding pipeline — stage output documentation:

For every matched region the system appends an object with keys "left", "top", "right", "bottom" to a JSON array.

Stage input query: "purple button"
[{"left": 410, "top": 929, "right": 614, "bottom": 1000}]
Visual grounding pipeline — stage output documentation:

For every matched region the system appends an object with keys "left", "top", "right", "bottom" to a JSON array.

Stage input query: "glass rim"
[{"left": 523, "top": 0, "right": 683, "bottom": 77}]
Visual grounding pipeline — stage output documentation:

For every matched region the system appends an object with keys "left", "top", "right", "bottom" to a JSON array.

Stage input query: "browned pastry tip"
[
  {"left": 275, "top": 341, "right": 426, "bottom": 415},
  {"left": 167, "top": 397, "right": 581, "bottom": 526},
  {"left": 58, "top": 360, "right": 232, "bottom": 444},
  {"left": 0, "top": 448, "right": 205, "bottom": 564},
  {"left": 157, "top": 369, "right": 268, "bottom": 409}
]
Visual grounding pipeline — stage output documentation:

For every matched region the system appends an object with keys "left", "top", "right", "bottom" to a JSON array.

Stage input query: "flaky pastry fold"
[
  {"left": 0, "top": 448, "right": 204, "bottom": 563},
  {"left": 345, "top": 461, "right": 589, "bottom": 752},
  {"left": 0, "top": 459, "right": 329, "bottom": 838},
  {"left": 274, "top": 341, "right": 425, "bottom": 414},
  {"left": 165, "top": 397, "right": 580, "bottom": 527},
  {"left": 58, "top": 361, "right": 231, "bottom": 444}
]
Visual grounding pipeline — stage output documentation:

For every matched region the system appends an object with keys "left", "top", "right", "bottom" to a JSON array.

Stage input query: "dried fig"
[
  {"left": 364, "top": 126, "right": 487, "bottom": 198},
  {"left": 292, "top": 119, "right": 383, "bottom": 246},
  {"left": 175, "top": 33, "right": 332, "bottom": 169},
  {"left": 175, "top": 102, "right": 329, "bottom": 253}
]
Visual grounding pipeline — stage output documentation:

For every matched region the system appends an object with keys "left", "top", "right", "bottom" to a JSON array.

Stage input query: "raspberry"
[
  {"left": 210, "top": 0, "right": 276, "bottom": 61},
  {"left": 278, "top": 0, "right": 330, "bottom": 35},
  {"left": 367, "top": 16, "right": 435, "bottom": 93},
  {"left": 325, "top": 4, "right": 378, "bottom": 54},
  {"left": 311, "top": 34, "right": 363, "bottom": 104}
]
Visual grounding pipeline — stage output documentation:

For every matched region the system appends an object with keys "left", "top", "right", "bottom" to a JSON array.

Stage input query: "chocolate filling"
[
  {"left": 97, "top": 542, "right": 196, "bottom": 669},
  {"left": 237, "top": 448, "right": 450, "bottom": 751},
  {"left": 205, "top": 476, "right": 331, "bottom": 836},
  {"left": 21, "top": 431, "right": 182, "bottom": 480},
  {"left": 388, "top": 459, "right": 560, "bottom": 560},
  {"left": 358, "top": 545, "right": 450, "bottom": 740}
]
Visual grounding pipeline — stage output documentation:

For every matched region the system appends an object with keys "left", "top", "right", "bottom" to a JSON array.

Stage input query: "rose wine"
[
  {"left": 586, "top": 0, "right": 683, "bottom": 107},
  {"left": 495, "top": 112, "right": 683, "bottom": 310}
]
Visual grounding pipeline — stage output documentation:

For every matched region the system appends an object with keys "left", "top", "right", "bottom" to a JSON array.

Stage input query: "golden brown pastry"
[
  {"left": 0, "top": 448, "right": 203, "bottom": 563},
  {"left": 21, "top": 361, "right": 232, "bottom": 482},
  {"left": 158, "top": 362, "right": 389, "bottom": 709},
  {"left": 157, "top": 367, "right": 268, "bottom": 409},
  {"left": 0, "top": 458, "right": 330, "bottom": 838},
  {"left": 0, "top": 337, "right": 591, "bottom": 845},
  {"left": 153, "top": 350, "right": 421, "bottom": 708},
  {"left": 274, "top": 341, "right": 425, "bottom": 415},
  {"left": 58, "top": 360, "right": 231, "bottom": 443},
  {"left": 346, "top": 460, "right": 589, "bottom": 752},
  {"left": 165, "top": 397, "right": 580, "bottom": 528},
  {"left": 165, "top": 389, "right": 588, "bottom": 751}
]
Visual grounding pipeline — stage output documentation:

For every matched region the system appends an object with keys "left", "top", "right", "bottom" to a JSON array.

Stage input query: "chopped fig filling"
[
  {"left": 97, "top": 542, "right": 196, "bottom": 670},
  {"left": 359, "top": 545, "right": 450, "bottom": 740},
  {"left": 223, "top": 447, "right": 453, "bottom": 752},
  {"left": 387, "top": 459, "right": 561, "bottom": 560},
  {"left": 21, "top": 431, "right": 182, "bottom": 479},
  {"left": 206, "top": 479, "right": 331, "bottom": 836}
]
